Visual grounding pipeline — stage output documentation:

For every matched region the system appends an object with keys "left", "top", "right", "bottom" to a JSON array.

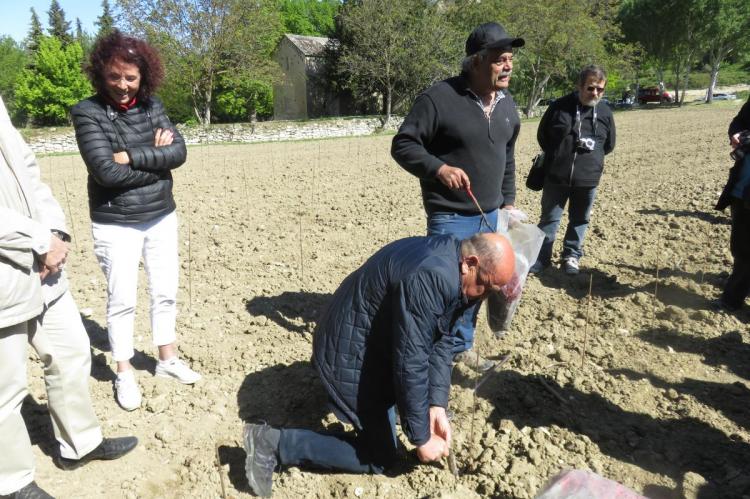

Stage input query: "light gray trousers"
[{"left": 0, "top": 290, "right": 103, "bottom": 495}]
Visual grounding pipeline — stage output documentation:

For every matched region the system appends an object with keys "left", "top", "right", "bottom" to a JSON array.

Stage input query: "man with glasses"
[
  {"left": 529, "top": 65, "right": 616, "bottom": 275},
  {"left": 391, "top": 22, "right": 524, "bottom": 371}
]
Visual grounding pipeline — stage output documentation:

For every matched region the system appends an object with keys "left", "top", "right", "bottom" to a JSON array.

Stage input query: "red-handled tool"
[{"left": 465, "top": 186, "right": 494, "bottom": 232}]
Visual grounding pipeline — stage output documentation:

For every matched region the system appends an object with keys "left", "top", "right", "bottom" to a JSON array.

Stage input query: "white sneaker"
[
  {"left": 563, "top": 257, "right": 580, "bottom": 275},
  {"left": 115, "top": 370, "right": 142, "bottom": 411},
  {"left": 155, "top": 358, "right": 201, "bottom": 384}
]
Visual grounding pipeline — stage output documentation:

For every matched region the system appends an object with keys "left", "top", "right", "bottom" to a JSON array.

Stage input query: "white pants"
[
  {"left": 0, "top": 291, "right": 103, "bottom": 495},
  {"left": 92, "top": 211, "right": 179, "bottom": 362}
]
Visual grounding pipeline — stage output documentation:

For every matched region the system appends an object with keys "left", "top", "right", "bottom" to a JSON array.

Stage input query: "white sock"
[
  {"left": 117, "top": 369, "right": 135, "bottom": 381},
  {"left": 158, "top": 356, "right": 178, "bottom": 366}
]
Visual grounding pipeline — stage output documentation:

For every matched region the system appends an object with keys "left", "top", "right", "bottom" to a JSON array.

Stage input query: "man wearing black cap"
[{"left": 391, "top": 22, "right": 524, "bottom": 372}]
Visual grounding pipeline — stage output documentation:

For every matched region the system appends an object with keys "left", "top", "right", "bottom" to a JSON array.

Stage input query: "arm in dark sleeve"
[
  {"left": 729, "top": 98, "right": 750, "bottom": 137},
  {"left": 537, "top": 105, "right": 554, "bottom": 151},
  {"left": 71, "top": 106, "right": 160, "bottom": 188},
  {"left": 391, "top": 271, "right": 452, "bottom": 447},
  {"left": 428, "top": 322, "right": 454, "bottom": 408},
  {"left": 391, "top": 94, "right": 445, "bottom": 180},
  {"left": 501, "top": 119, "right": 519, "bottom": 206},
  {"left": 127, "top": 99, "right": 187, "bottom": 172},
  {"left": 604, "top": 113, "right": 616, "bottom": 154}
]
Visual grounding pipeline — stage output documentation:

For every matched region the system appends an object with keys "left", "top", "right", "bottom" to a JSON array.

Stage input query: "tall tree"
[
  {"left": 0, "top": 36, "right": 28, "bottom": 122},
  {"left": 47, "top": 0, "right": 73, "bottom": 45},
  {"left": 449, "top": 0, "right": 631, "bottom": 116},
  {"left": 332, "top": 0, "right": 461, "bottom": 122},
  {"left": 117, "top": 0, "right": 283, "bottom": 125},
  {"left": 279, "top": 0, "right": 339, "bottom": 36},
  {"left": 24, "top": 8, "right": 44, "bottom": 54},
  {"left": 14, "top": 36, "right": 91, "bottom": 126},
  {"left": 96, "top": 0, "right": 116, "bottom": 39},
  {"left": 702, "top": 0, "right": 750, "bottom": 102}
]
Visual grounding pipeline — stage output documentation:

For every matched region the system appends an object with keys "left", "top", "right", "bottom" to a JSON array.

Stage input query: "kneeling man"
[{"left": 244, "top": 232, "right": 515, "bottom": 496}]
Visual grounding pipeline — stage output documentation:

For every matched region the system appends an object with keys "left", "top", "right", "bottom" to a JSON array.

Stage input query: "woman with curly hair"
[{"left": 71, "top": 30, "right": 200, "bottom": 411}]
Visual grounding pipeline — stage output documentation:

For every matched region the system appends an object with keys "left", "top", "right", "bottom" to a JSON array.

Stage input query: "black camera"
[
  {"left": 577, "top": 136, "right": 596, "bottom": 152},
  {"left": 730, "top": 130, "right": 750, "bottom": 162}
]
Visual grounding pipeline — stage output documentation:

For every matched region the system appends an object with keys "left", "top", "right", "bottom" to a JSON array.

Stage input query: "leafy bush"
[{"left": 14, "top": 36, "right": 90, "bottom": 126}]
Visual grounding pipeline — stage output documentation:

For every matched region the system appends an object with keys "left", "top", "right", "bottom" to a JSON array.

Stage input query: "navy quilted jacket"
[
  {"left": 312, "top": 235, "right": 470, "bottom": 446},
  {"left": 71, "top": 95, "right": 186, "bottom": 224}
]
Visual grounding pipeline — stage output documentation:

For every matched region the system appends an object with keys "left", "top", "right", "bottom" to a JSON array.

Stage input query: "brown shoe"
[{"left": 454, "top": 349, "right": 495, "bottom": 372}]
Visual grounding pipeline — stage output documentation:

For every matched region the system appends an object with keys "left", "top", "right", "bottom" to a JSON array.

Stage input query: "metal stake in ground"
[
  {"left": 62, "top": 179, "right": 78, "bottom": 249},
  {"left": 652, "top": 230, "right": 662, "bottom": 327},
  {"left": 580, "top": 273, "right": 594, "bottom": 369}
]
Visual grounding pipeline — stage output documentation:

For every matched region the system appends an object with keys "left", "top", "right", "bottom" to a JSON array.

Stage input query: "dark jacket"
[
  {"left": 391, "top": 75, "right": 519, "bottom": 215},
  {"left": 538, "top": 92, "right": 616, "bottom": 187},
  {"left": 71, "top": 95, "right": 186, "bottom": 224},
  {"left": 717, "top": 97, "right": 750, "bottom": 210},
  {"left": 312, "top": 235, "right": 470, "bottom": 447}
]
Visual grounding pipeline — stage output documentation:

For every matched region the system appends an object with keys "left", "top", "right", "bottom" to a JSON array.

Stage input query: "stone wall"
[{"left": 27, "top": 116, "right": 403, "bottom": 155}]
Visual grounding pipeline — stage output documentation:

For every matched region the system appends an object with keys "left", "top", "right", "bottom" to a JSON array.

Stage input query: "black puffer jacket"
[
  {"left": 71, "top": 95, "right": 186, "bottom": 224},
  {"left": 312, "top": 235, "right": 470, "bottom": 447}
]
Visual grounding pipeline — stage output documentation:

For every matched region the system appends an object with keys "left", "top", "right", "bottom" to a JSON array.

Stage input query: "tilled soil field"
[{"left": 24, "top": 101, "right": 750, "bottom": 498}]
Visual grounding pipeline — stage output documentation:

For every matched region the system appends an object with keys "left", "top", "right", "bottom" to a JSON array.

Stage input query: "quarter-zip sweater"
[{"left": 392, "top": 75, "right": 520, "bottom": 215}]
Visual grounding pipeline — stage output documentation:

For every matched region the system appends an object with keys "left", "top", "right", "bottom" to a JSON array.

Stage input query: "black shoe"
[
  {"left": 6, "top": 482, "right": 54, "bottom": 499},
  {"left": 56, "top": 436, "right": 138, "bottom": 470},
  {"left": 243, "top": 424, "right": 280, "bottom": 497}
]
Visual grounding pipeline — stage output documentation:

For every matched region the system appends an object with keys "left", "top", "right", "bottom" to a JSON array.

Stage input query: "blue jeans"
[
  {"left": 536, "top": 184, "right": 597, "bottom": 265},
  {"left": 427, "top": 209, "right": 498, "bottom": 354},
  {"left": 278, "top": 406, "right": 397, "bottom": 474}
]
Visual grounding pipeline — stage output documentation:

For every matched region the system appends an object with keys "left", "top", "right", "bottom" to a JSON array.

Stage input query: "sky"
[{"left": 1, "top": 0, "right": 100, "bottom": 43}]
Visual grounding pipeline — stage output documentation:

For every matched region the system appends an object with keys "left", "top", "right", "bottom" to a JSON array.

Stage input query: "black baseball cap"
[{"left": 465, "top": 22, "right": 524, "bottom": 56}]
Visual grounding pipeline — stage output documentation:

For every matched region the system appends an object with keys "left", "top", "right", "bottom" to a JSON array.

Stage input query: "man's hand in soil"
[
  {"left": 429, "top": 406, "right": 452, "bottom": 447},
  {"left": 38, "top": 233, "right": 68, "bottom": 281},
  {"left": 436, "top": 164, "right": 470, "bottom": 190},
  {"left": 416, "top": 434, "right": 449, "bottom": 463}
]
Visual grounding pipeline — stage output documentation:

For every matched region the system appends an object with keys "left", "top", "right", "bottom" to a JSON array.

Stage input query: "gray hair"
[
  {"left": 577, "top": 65, "right": 607, "bottom": 87},
  {"left": 460, "top": 49, "right": 490, "bottom": 74},
  {"left": 460, "top": 233, "right": 506, "bottom": 274}
]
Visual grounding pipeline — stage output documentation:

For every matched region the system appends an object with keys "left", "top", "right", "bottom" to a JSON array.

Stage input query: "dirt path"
[{"left": 23, "top": 100, "right": 750, "bottom": 498}]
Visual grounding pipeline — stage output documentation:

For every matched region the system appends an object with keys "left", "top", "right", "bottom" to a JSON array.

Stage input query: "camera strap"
[{"left": 575, "top": 104, "right": 598, "bottom": 138}]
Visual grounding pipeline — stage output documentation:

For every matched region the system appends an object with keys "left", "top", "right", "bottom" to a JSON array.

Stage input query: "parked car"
[
  {"left": 712, "top": 93, "right": 737, "bottom": 101},
  {"left": 637, "top": 86, "right": 673, "bottom": 104}
]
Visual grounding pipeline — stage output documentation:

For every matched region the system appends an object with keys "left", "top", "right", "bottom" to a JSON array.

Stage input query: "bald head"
[{"left": 460, "top": 233, "right": 515, "bottom": 299}]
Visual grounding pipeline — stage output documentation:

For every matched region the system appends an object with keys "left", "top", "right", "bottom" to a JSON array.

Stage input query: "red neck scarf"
[{"left": 105, "top": 95, "right": 138, "bottom": 111}]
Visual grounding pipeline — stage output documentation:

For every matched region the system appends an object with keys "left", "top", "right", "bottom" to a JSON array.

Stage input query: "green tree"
[
  {"left": 96, "top": 0, "right": 116, "bottom": 39},
  {"left": 279, "top": 0, "right": 339, "bottom": 36},
  {"left": 332, "top": 0, "right": 461, "bottom": 122},
  {"left": 702, "top": 0, "right": 750, "bottom": 102},
  {"left": 447, "top": 0, "right": 632, "bottom": 115},
  {"left": 14, "top": 36, "right": 91, "bottom": 126},
  {"left": 214, "top": 77, "right": 273, "bottom": 122},
  {"left": 118, "top": 0, "right": 283, "bottom": 124},
  {"left": 47, "top": 0, "right": 73, "bottom": 45},
  {"left": 24, "top": 8, "right": 44, "bottom": 54},
  {"left": 0, "top": 37, "right": 28, "bottom": 122}
]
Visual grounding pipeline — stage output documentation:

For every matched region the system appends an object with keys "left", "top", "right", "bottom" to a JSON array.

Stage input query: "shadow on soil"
[
  {"left": 636, "top": 208, "right": 730, "bottom": 226},
  {"left": 82, "top": 317, "right": 157, "bottom": 381},
  {"left": 478, "top": 369, "right": 748, "bottom": 498},
  {"left": 244, "top": 291, "right": 332, "bottom": 335},
  {"left": 534, "top": 266, "right": 717, "bottom": 311}
]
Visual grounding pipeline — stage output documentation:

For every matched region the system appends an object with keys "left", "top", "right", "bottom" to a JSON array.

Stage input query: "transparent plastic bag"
[
  {"left": 487, "top": 210, "right": 544, "bottom": 337},
  {"left": 535, "top": 469, "right": 647, "bottom": 499}
]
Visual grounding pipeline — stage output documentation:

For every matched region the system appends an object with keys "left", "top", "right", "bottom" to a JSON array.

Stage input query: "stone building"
[{"left": 273, "top": 34, "right": 353, "bottom": 120}]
